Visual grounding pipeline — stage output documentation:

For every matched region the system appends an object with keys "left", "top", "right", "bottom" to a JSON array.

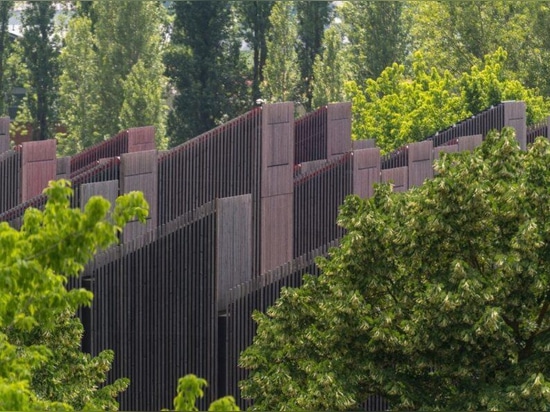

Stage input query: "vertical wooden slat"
[
  {"left": 260, "top": 103, "right": 294, "bottom": 273},
  {"left": 0, "top": 150, "right": 21, "bottom": 214},
  {"left": 326, "top": 102, "right": 352, "bottom": 160},
  {"left": 353, "top": 148, "right": 381, "bottom": 198},
  {"left": 120, "top": 150, "right": 158, "bottom": 242},
  {"left": 503, "top": 101, "right": 527, "bottom": 150},
  {"left": 381, "top": 166, "right": 409, "bottom": 192},
  {"left": 0, "top": 117, "right": 9, "bottom": 154},
  {"left": 216, "top": 194, "right": 252, "bottom": 309},
  {"left": 408, "top": 140, "right": 433, "bottom": 188},
  {"left": 21, "top": 139, "right": 57, "bottom": 201}
]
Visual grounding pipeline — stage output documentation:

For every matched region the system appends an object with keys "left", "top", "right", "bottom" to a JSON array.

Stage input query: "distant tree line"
[{"left": 1, "top": 1, "right": 550, "bottom": 152}]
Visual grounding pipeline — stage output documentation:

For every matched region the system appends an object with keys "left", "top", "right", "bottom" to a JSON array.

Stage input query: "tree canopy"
[
  {"left": 340, "top": 1, "right": 409, "bottom": 84},
  {"left": 56, "top": 0, "right": 168, "bottom": 154},
  {"left": 165, "top": 1, "right": 249, "bottom": 146},
  {"left": 240, "top": 128, "right": 550, "bottom": 410},
  {"left": 0, "top": 180, "right": 148, "bottom": 410},
  {"left": 19, "top": 1, "right": 59, "bottom": 141},
  {"left": 345, "top": 48, "right": 550, "bottom": 154},
  {"left": 171, "top": 374, "right": 240, "bottom": 412},
  {"left": 261, "top": 1, "right": 300, "bottom": 103}
]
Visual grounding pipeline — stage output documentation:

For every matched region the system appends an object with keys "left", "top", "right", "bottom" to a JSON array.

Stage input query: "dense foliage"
[
  {"left": 295, "top": 1, "right": 331, "bottom": 109},
  {"left": 3, "top": 1, "right": 550, "bottom": 151},
  {"left": 340, "top": 1, "right": 408, "bottom": 84},
  {"left": 171, "top": 374, "right": 240, "bottom": 412},
  {"left": 346, "top": 49, "right": 550, "bottom": 153},
  {"left": 165, "top": 1, "right": 249, "bottom": 146},
  {"left": 240, "top": 128, "right": 550, "bottom": 410},
  {"left": 237, "top": 1, "right": 273, "bottom": 103},
  {"left": 311, "top": 25, "right": 350, "bottom": 108},
  {"left": 19, "top": 1, "right": 58, "bottom": 141},
  {"left": 0, "top": 180, "right": 148, "bottom": 410},
  {"left": 0, "top": 1, "right": 14, "bottom": 117},
  {"left": 410, "top": 1, "right": 550, "bottom": 97},
  {"left": 56, "top": 0, "right": 168, "bottom": 154},
  {"left": 261, "top": 1, "right": 300, "bottom": 103}
]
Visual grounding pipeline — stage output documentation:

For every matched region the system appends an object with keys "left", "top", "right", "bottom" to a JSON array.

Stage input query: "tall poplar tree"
[
  {"left": 56, "top": 0, "right": 168, "bottom": 153},
  {"left": 165, "top": 2, "right": 248, "bottom": 146},
  {"left": 340, "top": 1, "right": 409, "bottom": 84},
  {"left": 237, "top": 1, "right": 273, "bottom": 102},
  {"left": 93, "top": 0, "right": 167, "bottom": 142},
  {"left": 240, "top": 129, "right": 550, "bottom": 411},
  {"left": 296, "top": 1, "right": 331, "bottom": 109},
  {"left": 410, "top": 1, "right": 550, "bottom": 96},
  {"left": 0, "top": 1, "right": 13, "bottom": 116},
  {"left": 20, "top": 1, "right": 58, "bottom": 140},
  {"left": 56, "top": 15, "right": 99, "bottom": 155},
  {"left": 311, "top": 25, "right": 350, "bottom": 108},
  {"left": 261, "top": 2, "right": 300, "bottom": 103}
]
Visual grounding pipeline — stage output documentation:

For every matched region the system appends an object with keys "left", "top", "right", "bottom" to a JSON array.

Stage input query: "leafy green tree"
[
  {"left": 171, "top": 374, "right": 240, "bottom": 412},
  {"left": 311, "top": 24, "right": 351, "bottom": 109},
  {"left": 0, "top": 1, "right": 14, "bottom": 116},
  {"left": 261, "top": 2, "right": 300, "bottom": 103},
  {"left": 296, "top": 1, "right": 331, "bottom": 109},
  {"left": 237, "top": 1, "right": 273, "bottom": 102},
  {"left": 119, "top": 59, "right": 168, "bottom": 149},
  {"left": 460, "top": 48, "right": 549, "bottom": 123},
  {"left": 93, "top": 0, "right": 167, "bottom": 142},
  {"left": 345, "top": 49, "right": 549, "bottom": 154},
  {"left": 20, "top": 1, "right": 59, "bottom": 140},
  {"left": 3, "top": 21, "right": 31, "bottom": 137},
  {"left": 409, "top": 2, "right": 550, "bottom": 96},
  {"left": 56, "top": 15, "right": 100, "bottom": 155},
  {"left": 165, "top": 2, "right": 249, "bottom": 146},
  {"left": 0, "top": 180, "right": 148, "bottom": 410},
  {"left": 345, "top": 52, "right": 466, "bottom": 153},
  {"left": 340, "top": 1, "right": 409, "bottom": 84},
  {"left": 56, "top": 1, "right": 168, "bottom": 153},
  {"left": 240, "top": 128, "right": 550, "bottom": 410},
  {"left": 29, "top": 311, "right": 129, "bottom": 410},
  {"left": 529, "top": 2, "right": 550, "bottom": 96}
]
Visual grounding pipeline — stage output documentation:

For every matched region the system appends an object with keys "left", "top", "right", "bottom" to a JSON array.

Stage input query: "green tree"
[
  {"left": 261, "top": 2, "right": 300, "bottom": 103},
  {"left": 460, "top": 48, "right": 549, "bottom": 123},
  {"left": 3, "top": 13, "right": 31, "bottom": 133},
  {"left": 340, "top": 1, "right": 409, "bottom": 84},
  {"left": 20, "top": 1, "right": 59, "bottom": 140},
  {"left": 29, "top": 311, "right": 129, "bottom": 410},
  {"left": 0, "top": 180, "right": 148, "bottom": 410},
  {"left": 345, "top": 52, "right": 466, "bottom": 153},
  {"left": 56, "top": 1, "right": 168, "bottom": 153},
  {"left": 165, "top": 2, "right": 249, "bottom": 146},
  {"left": 409, "top": 2, "right": 550, "bottom": 96},
  {"left": 296, "top": 1, "right": 331, "bottom": 109},
  {"left": 311, "top": 24, "right": 351, "bottom": 109},
  {"left": 171, "top": 374, "right": 240, "bottom": 412},
  {"left": 0, "top": 1, "right": 14, "bottom": 116},
  {"left": 56, "top": 15, "right": 100, "bottom": 155},
  {"left": 530, "top": 2, "right": 550, "bottom": 96},
  {"left": 93, "top": 0, "right": 167, "bottom": 142},
  {"left": 237, "top": 1, "right": 273, "bottom": 102},
  {"left": 240, "top": 128, "right": 550, "bottom": 410},
  {"left": 345, "top": 49, "right": 549, "bottom": 154},
  {"left": 119, "top": 59, "right": 168, "bottom": 149}
]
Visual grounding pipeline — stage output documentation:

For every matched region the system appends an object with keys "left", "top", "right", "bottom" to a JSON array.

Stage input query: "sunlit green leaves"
[
  {"left": 241, "top": 128, "right": 550, "bottom": 410},
  {"left": 170, "top": 374, "right": 240, "bottom": 412},
  {"left": 0, "top": 179, "right": 148, "bottom": 410},
  {"left": 346, "top": 49, "right": 550, "bottom": 153}
]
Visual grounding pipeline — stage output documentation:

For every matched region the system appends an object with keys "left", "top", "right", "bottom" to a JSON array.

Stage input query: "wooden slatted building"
[{"left": 0, "top": 100, "right": 547, "bottom": 410}]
